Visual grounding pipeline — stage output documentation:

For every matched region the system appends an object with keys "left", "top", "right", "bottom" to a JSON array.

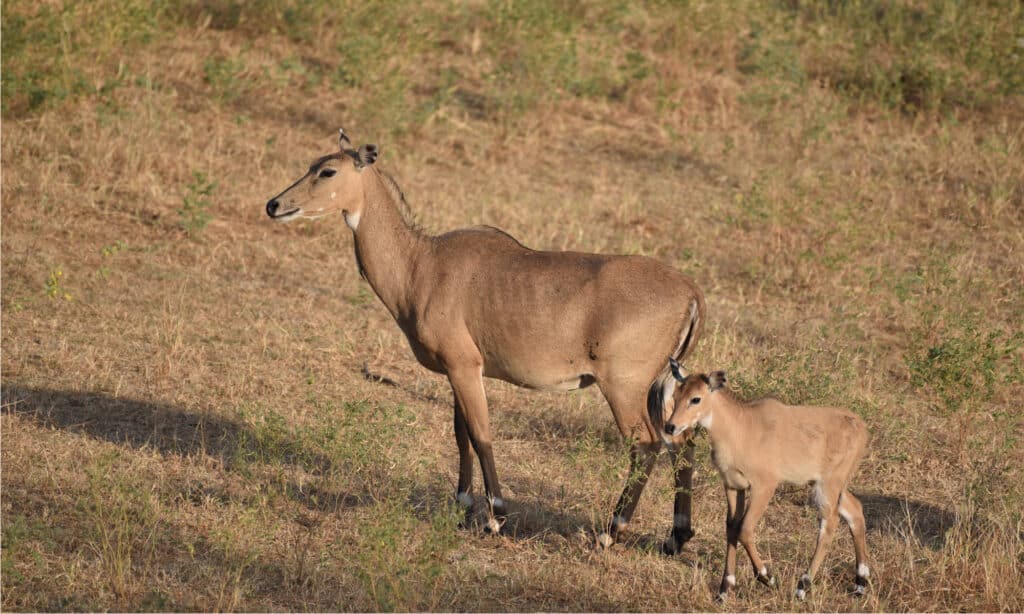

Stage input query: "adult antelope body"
[
  {"left": 658, "top": 363, "right": 870, "bottom": 601},
  {"left": 266, "top": 130, "right": 706, "bottom": 550}
]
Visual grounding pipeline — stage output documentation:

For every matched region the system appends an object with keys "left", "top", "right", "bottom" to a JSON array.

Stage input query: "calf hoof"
[
  {"left": 716, "top": 574, "right": 735, "bottom": 601},
  {"left": 756, "top": 572, "right": 777, "bottom": 589},
  {"left": 596, "top": 532, "right": 614, "bottom": 550}
]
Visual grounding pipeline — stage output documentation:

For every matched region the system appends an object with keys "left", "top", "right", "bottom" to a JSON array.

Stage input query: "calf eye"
[
  {"left": 318, "top": 168, "right": 337, "bottom": 178},
  {"left": 690, "top": 397, "right": 701, "bottom": 405}
]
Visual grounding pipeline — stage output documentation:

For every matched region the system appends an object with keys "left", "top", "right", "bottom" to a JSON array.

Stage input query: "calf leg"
[
  {"left": 737, "top": 481, "right": 778, "bottom": 589},
  {"left": 718, "top": 487, "right": 746, "bottom": 600},
  {"left": 838, "top": 489, "right": 871, "bottom": 596},
  {"left": 662, "top": 439, "right": 696, "bottom": 555},
  {"left": 797, "top": 483, "right": 842, "bottom": 600}
]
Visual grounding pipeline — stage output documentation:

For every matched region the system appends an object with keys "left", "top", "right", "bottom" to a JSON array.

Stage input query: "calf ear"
[
  {"left": 357, "top": 144, "right": 378, "bottom": 167},
  {"left": 708, "top": 370, "right": 727, "bottom": 392}
]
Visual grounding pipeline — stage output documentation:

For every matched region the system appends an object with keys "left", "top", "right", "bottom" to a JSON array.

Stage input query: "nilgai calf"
[{"left": 656, "top": 361, "right": 870, "bottom": 601}]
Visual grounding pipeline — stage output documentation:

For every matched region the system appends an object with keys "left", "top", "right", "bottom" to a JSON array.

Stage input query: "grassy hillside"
[{"left": 3, "top": 0, "right": 1022, "bottom": 610}]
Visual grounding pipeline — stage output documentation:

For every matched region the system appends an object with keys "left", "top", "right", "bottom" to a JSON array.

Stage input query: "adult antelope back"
[{"left": 266, "top": 129, "right": 706, "bottom": 547}]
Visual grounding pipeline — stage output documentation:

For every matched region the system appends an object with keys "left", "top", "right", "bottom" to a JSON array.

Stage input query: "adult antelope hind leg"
[
  {"left": 663, "top": 438, "right": 697, "bottom": 555},
  {"left": 595, "top": 378, "right": 665, "bottom": 549}
]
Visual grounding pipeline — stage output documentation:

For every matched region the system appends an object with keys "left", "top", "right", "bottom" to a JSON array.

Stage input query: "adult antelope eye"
[
  {"left": 318, "top": 168, "right": 337, "bottom": 178},
  {"left": 691, "top": 397, "right": 701, "bottom": 405}
]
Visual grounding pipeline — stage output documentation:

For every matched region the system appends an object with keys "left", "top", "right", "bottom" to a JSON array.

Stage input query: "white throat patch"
[{"left": 344, "top": 210, "right": 361, "bottom": 231}]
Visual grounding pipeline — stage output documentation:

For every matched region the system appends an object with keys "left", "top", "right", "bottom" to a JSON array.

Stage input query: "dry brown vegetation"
[{"left": 3, "top": 1, "right": 1023, "bottom": 611}]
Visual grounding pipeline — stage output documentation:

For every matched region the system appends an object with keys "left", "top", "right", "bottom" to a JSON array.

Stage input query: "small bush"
[{"left": 178, "top": 171, "right": 216, "bottom": 235}]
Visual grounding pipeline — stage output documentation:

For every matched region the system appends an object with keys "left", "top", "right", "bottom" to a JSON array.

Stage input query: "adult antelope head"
[{"left": 265, "top": 130, "right": 378, "bottom": 230}]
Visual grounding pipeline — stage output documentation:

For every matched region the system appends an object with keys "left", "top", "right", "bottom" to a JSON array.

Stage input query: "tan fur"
[
  {"left": 662, "top": 371, "right": 870, "bottom": 600},
  {"left": 267, "top": 134, "right": 706, "bottom": 538}
]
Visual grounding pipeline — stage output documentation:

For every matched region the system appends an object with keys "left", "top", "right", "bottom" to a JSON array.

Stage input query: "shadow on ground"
[
  {"left": 2, "top": 385, "right": 328, "bottom": 466},
  {"left": 2, "top": 386, "right": 962, "bottom": 552},
  {"left": 1, "top": 385, "right": 596, "bottom": 540},
  {"left": 859, "top": 493, "right": 959, "bottom": 550}
]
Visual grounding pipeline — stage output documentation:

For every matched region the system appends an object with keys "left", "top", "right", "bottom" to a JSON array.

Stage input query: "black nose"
[
  {"left": 664, "top": 423, "right": 676, "bottom": 436},
  {"left": 266, "top": 199, "right": 279, "bottom": 217}
]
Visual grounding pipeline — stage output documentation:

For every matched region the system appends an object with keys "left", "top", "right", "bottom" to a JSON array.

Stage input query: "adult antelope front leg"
[
  {"left": 447, "top": 365, "right": 506, "bottom": 534},
  {"left": 453, "top": 398, "right": 475, "bottom": 524}
]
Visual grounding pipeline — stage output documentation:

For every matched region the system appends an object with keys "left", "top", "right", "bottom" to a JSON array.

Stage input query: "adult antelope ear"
[
  {"left": 669, "top": 358, "right": 688, "bottom": 383},
  {"left": 708, "top": 370, "right": 727, "bottom": 392},
  {"left": 338, "top": 128, "right": 353, "bottom": 151},
  {"left": 357, "top": 144, "right": 378, "bottom": 167}
]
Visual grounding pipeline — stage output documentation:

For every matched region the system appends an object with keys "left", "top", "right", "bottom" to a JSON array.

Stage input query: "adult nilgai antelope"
[
  {"left": 266, "top": 130, "right": 705, "bottom": 548},
  {"left": 657, "top": 363, "right": 870, "bottom": 601}
]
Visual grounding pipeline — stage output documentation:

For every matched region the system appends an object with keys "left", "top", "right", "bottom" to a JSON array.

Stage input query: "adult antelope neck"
[{"left": 350, "top": 164, "right": 430, "bottom": 321}]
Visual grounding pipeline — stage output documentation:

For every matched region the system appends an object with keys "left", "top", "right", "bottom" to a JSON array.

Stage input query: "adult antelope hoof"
[
  {"left": 483, "top": 514, "right": 506, "bottom": 535},
  {"left": 852, "top": 575, "right": 869, "bottom": 597},
  {"left": 661, "top": 527, "right": 695, "bottom": 556},
  {"left": 795, "top": 574, "right": 811, "bottom": 601},
  {"left": 483, "top": 498, "right": 508, "bottom": 535}
]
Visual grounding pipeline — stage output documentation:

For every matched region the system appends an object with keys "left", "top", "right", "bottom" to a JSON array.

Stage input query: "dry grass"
[{"left": 3, "top": 0, "right": 1024, "bottom": 611}]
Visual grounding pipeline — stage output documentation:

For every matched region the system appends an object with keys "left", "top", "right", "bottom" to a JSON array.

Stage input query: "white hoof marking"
[
  {"left": 456, "top": 492, "right": 473, "bottom": 509},
  {"left": 596, "top": 533, "right": 614, "bottom": 549},
  {"left": 858, "top": 563, "right": 870, "bottom": 578}
]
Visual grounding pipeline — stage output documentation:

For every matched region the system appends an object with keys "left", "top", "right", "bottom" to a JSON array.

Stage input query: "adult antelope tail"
[{"left": 647, "top": 298, "right": 701, "bottom": 434}]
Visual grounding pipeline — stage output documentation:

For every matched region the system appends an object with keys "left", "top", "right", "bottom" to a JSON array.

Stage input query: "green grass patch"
[
  {"left": 77, "top": 452, "right": 161, "bottom": 601},
  {"left": 2, "top": 0, "right": 170, "bottom": 116},
  {"left": 787, "top": 0, "right": 1024, "bottom": 114},
  {"left": 351, "top": 500, "right": 461, "bottom": 611}
]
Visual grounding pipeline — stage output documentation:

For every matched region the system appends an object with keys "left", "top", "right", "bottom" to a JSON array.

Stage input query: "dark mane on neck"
[{"left": 371, "top": 166, "right": 426, "bottom": 237}]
